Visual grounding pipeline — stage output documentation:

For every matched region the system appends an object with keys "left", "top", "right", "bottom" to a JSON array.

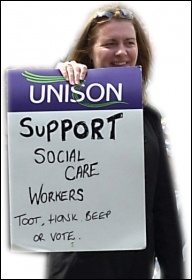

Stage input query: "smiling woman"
[
  {"left": 90, "top": 20, "right": 138, "bottom": 68},
  {"left": 48, "top": 2, "right": 185, "bottom": 278},
  {"left": 2, "top": 1, "right": 190, "bottom": 279}
]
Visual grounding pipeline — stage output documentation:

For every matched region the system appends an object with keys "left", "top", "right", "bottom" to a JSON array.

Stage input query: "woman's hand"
[{"left": 56, "top": 61, "right": 87, "bottom": 85}]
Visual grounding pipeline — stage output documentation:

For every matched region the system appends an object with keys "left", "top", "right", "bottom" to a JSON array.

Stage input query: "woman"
[{"left": 46, "top": 3, "right": 184, "bottom": 279}]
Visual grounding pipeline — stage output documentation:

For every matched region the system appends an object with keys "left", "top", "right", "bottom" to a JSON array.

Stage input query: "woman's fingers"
[
  {"left": 56, "top": 61, "right": 87, "bottom": 85},
  {"left": 55, "top": 62, "right": 70, "bottom": 80},
  {"left": 78, "top": 64, "right": 88, "bottom": 81}
]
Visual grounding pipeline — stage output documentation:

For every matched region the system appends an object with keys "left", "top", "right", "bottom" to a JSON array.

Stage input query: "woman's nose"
[{"left": 115, "top": 44, "right": 127, "bottom": 55}]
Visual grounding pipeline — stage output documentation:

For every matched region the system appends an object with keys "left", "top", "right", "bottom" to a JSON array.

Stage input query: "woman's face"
[{"left": 91, "top": 20, "right": 138, "bottom": 68}]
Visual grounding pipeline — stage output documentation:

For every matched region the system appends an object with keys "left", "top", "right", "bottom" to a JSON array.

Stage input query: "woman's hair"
[{"left": 65, "top": 3, "right": 152, "bottom": 97}]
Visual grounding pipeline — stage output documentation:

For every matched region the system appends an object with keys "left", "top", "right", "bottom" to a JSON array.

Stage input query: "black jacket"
[{"left": 46, "top": 105, "right": 184, "bottom": 279}]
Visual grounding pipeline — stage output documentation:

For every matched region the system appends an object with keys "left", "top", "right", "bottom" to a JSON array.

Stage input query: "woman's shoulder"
[
  {"left": 144, "top": 104, "right": 162, "bottom": 121},
  {"left": 143, "top": 104, "right": 163, "bottom": 135}
]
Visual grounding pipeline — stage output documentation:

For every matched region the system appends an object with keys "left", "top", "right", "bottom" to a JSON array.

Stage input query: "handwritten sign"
[{"left": 7, "top": 67, "right": 146, "bottom": 252}]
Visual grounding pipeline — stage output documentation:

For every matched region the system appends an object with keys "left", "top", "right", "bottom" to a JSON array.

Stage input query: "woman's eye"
[
  {"left": 103, "top": 42, "right": 116, "bottom": 47},
  {"left": 126, "top": 41, "right": 135, "bottom": 46}
]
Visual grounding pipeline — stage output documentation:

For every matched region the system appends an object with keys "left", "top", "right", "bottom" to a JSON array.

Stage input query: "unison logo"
[{"left": 22, "top": 71, "right": 128, "bottom": 108}]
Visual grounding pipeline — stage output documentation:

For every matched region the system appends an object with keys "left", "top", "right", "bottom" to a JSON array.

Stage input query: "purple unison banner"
[
  {"left": 8, "top": 66, "right": 142, "bottom": 112},
  {"left": 7, "top": 66, "right": 146, "bottom": 252}
]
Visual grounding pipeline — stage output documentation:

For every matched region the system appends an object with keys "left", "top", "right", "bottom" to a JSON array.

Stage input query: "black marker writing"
[
  {"left": 14, "top": 213, "right": 42, "bottom": 226},
  {"left": 107, "top": 113, "right": 123, "bottom": 140},
  {"left": 29, "top": 184, "right": 84, "bottom": 205},
  {"left": 85, "top": 210, "right": 111, "bottom": 221},
  {"left": 33, "top": 233, "right": 45, "bottom": 242},
  {"left": 19, "top": 113, "right": 123, "bottom": 142},
  {"left": 65, "top": 162, "right": 99, "bottom": 181},
  {"left": 50, "top": 231, "right": 75, "bottom": 241},
  {"left": 48, "top": 213, "right": 78, "bottom": 224},
  {"left": 34, "top": 149, "right": 84, "bottom": 164}
]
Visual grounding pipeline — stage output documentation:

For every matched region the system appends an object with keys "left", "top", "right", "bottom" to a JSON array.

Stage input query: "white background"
[{"left": 1, "top": 1, "right": 191, "bottom": 278}]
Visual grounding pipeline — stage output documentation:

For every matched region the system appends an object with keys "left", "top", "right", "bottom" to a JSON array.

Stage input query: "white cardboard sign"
[{"left": 7, "top": 67, "right": 146, "bottom": 252}]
